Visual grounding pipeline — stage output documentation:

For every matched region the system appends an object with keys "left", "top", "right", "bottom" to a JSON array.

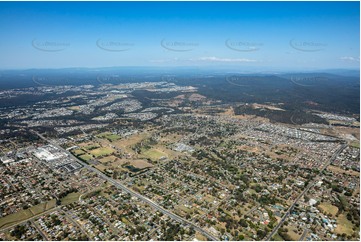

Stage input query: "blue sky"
[{"left": 0, "top": 1, "right": 359, "bottom": 70}]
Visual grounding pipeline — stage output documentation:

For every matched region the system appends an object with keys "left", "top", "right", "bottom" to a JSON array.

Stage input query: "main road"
[
  {"left": 265, "top": 143, "right": 347, "bottom": 241},
  {"left": 32, "top": 130, "right": 219, "bottom": 241}
]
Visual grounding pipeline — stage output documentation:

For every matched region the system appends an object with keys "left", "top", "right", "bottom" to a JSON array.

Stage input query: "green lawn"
[
  {"left": 97, "top": 132, "right": 121, "bottom": 142},
  {"left": 105, "top": 134, "right": 121, "bottom": 142}
]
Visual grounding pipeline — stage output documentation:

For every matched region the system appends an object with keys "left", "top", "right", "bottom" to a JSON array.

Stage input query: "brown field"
[
  {"left": 188, "top": 93, "right": 206, "bottom": 101},
  {"left": 131, "top": 159, "right": 153, "bottom": 169},
  {"left": 332, "top": 126, "right": 359, "bottom": 140},
  {"left": 265, "top": 151, "right": 293, "bottom": 162},
  {"left": 335, "top": 214, "right": 354, "bottom": 235},
  {"left": 112, "top": 132, "right": 150, "bottom": 153},
  {"left": 252, "top": 103, "right": 286, "bottom": 111},
  {"left": 318, "top": 202, "right": 339, "bottom": 216},
  {"left": 217, "top": 106, "right": 270, "bottom": 122},
  {"left": 285, "top": 225, "right": 302, "bottom": 240},
  {"left": 95, "top": 164, "right": 107, "bottom": 172},
  {"left": 195, "top": 231, "right": 207, "bottom": 241},
  {"left": 109, "top": 159, "right": 128, "bottom": 168}
]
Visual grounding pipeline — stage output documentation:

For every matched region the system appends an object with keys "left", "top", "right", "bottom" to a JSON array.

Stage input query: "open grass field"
[
  {"left": 108, "top": 159, "right": 128, "bottom": 169},
  {"left": 272, "top": 233, "right": 284, "bottom": 241},
  {"left": 29, "top": 199, "right": 56, "bottom": 215},
  {"left": 0, "top": 199, "right": 56, "bottom": 229},
  {"left": 72, "top": 149, "right": 85, "bottom": 156},
  {"left": 0, "top": 209, "right": 33, "bottom": 229},
  {"left": 318, "top": 202, "right": 339, "bottom": 217},
  {"left": 89, "top": 147, "right": 115, "bottom": 157},
  {"left": 97, "top": 132, "right": 122, "bottom": 142},
  {"left": 79, "top": 154, "right": 93, "bottom": 161},
  {"left": 141, "top": 148, "right": 167, "bottom": 161},
  {"left": 285, "top": 226, "right": 301, "bottom": 241},
  {"left": 350, "top": 141, "right": 360, "bottom": 148},
  {"left": 95, "top": 164, "right": 107, "bottom": 172},
  {"left": 175, "top": 205, "right": 192, "bottom": 215},
  {"left": 335, "top": 214, "right": 354, "bottom": 235},
  {"left": 149, "top": 145, "right": 181, "bottom": 160},
  {"left": 112, "top": 132, "right": 150, "bottom": 153},
  {"left": 44, "top": 199, "right": 56, "bottom": 210},
  {"left": 99, "top": 155, "right": 118, "bottom": 163},
  {"left": 82, "top": 143, "right": 101, "bottom": 151},
  {"left": 61, "top": 192, "right": 81, "bottom": 205}
]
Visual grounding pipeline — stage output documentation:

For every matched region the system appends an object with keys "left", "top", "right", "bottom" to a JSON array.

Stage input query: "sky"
[{"left": 0, "top": 1, "right": 359, "bottom": 70}]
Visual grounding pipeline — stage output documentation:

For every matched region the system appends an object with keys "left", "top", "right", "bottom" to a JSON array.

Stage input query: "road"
[
  {"left": 31, "top": 220, "right": 49, "bottom": 240},
  {"left": 265, "top": 143, "right": 347, "bottom": 241},
  {"left": 32, "top": 130, "right": 219, "bottom": 241}
]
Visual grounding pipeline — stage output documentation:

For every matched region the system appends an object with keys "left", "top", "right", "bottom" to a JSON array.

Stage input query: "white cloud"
[
  {"left": 340, "top": 56, "right": 360, "bottom": 62},
  {"left": 197, "top": 56, "right": 257, "bottom": 62}
]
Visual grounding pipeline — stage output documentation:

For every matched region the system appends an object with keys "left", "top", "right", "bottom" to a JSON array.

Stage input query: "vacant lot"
[
  {"left": 195, "top": 231, "right": 207, "bottom": 241},
  {"left": 131, "top": 159, "right": 153, "bottom": 169}
]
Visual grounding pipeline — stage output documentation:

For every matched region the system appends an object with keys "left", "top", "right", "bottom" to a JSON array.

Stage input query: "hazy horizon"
[{"left": 0, "top": 1, "right": 359, "bottom": 70}]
